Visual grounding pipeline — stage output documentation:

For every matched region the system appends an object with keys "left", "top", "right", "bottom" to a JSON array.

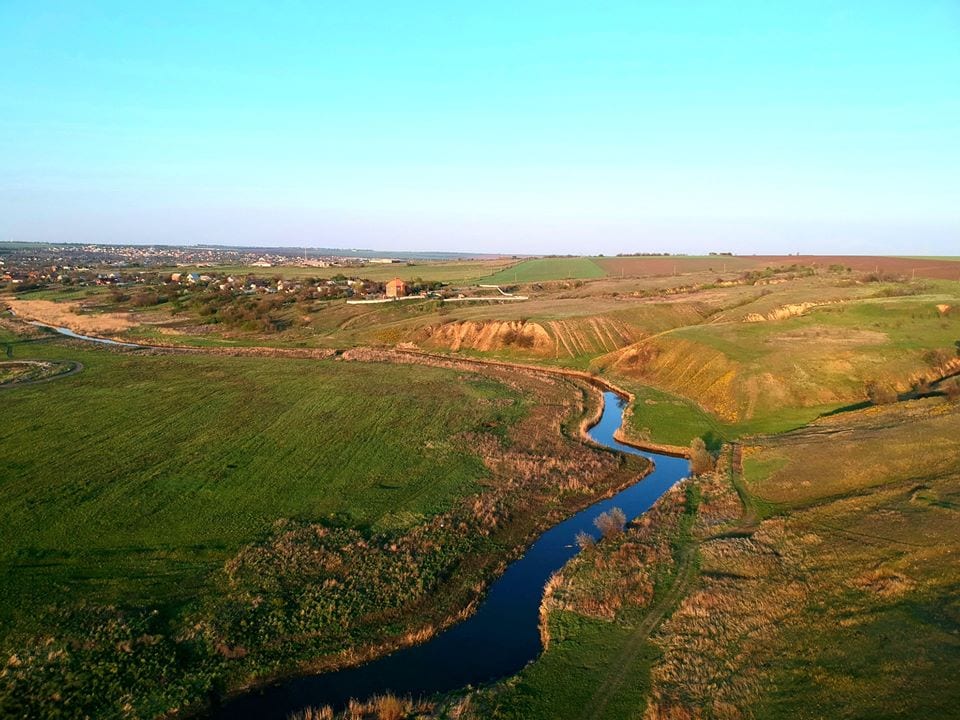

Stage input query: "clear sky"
[{"left": 1, "top": 1, "right": 958, "bottom": 255}]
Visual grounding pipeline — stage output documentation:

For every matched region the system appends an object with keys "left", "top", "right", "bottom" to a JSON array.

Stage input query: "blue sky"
[{"left": 1, "top": 1, "right": 958, "bottom": 254}]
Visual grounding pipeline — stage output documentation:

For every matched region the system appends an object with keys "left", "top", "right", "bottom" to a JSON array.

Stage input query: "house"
[{"left": 386, "top": 277, "right": 407, "bottom": 298}]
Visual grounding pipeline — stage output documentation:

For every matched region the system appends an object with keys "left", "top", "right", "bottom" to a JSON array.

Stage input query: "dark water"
[
  {"left": 213, "top": 391, "right": 689, "bottom": 719},
  {"left": 28, "top": 321, "right": 142, "bottom": 347}
]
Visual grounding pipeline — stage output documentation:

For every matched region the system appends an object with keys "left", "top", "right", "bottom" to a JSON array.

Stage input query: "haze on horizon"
[{"left": 1, "top": 1, "right": 958, "bottom": 256}]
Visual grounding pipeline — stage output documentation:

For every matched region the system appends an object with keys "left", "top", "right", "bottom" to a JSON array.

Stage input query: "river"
[
  {"left": 212, "top": 390, "right": 689, "bottom": 719},
  {"left": 27, "top": 320, "right": 143, "bottom": 348}
]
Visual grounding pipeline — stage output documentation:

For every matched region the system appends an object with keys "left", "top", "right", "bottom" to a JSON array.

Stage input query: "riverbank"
[
  {"left": 0, "top": 324, "right": 656, "bottom": 720},
  {"left": 6, "top": 310, "right": 691, "bottom": 457},
  {"left": 210, "top": 392, "right": 687, "bottom": 719}
]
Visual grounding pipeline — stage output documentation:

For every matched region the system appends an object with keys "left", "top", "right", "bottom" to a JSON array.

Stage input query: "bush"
[
  {"left": 865, "top": 380, "right": 898, "bottom": 405},
  {"left": 945, "top": 380, "right": 960, "bottom": 403},
  {"left": 923, "top": 348, "right": 953, "bottom": 370},
  {"left": 575, "top": 531, "right": 595, "bottom": 550},
  {"left": 593, "top": 507, "right": 626, "bottom": 539},
  {"left": 689, "top": 437, "right": 715, "bottom": 475}
]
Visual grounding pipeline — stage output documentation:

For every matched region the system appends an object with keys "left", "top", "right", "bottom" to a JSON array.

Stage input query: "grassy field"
[
  {"left": 4, "top": 256, "right": 960, "bottom": 719},
  {"left": 484, "top": 257, "right": 608, "bottom": 284},
  {"left": 466, "top": 397, "right": 960, "bottom": 720},
  {"left": 162, "top": 258, "right": 517, "bottom": 283},
  {"left": 0, "top": 321, "right": 644, "bottom": 719},
  {"left": 0, "top": 328, "right": 522, "bottom": 630},
  {"left": 646, "top": 398, "right": 960, "bottom": 718}
]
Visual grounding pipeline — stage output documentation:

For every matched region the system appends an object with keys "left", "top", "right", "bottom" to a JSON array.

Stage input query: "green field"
[
  {"left": 4, "top": 258, "right": 960, "bottom": 720},
  {"left": 484, "top": 257, "right": 608, "bottom": 284},
  {"left": 0, "top": 328, "right": 536, "bottom": 716},
  {"left": 163, "top": 258, "right": 517, "bottom": 284}
]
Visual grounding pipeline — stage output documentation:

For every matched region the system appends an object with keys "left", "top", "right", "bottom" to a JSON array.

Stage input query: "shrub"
[
  {"left": 575, "top": 531, "right": 596, "bottom": 550},
  {"left": 865, "top": 380, "right": 898, "bottom": 405},
  {"left": 689, "top": 437, "right": 715, "bottom": 475},
  {"left": 594, "top": 507, "right": 626, "bottom": 539},
  {"left": 945, "top": 380, "right": 960, "bottom": 403},
  {"left": 923, "top": 348, "right": 953, "bottom": 370}
]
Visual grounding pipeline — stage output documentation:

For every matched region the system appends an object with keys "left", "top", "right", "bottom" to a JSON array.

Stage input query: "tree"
[
  {"left": 689, "top": 437, "right": 715, "bottom": 475},
  {"left": 593, "top": 507, "right": 627, "bottom": 539}
]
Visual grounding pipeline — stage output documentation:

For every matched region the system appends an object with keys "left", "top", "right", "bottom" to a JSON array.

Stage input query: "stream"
[
  {"left": 24, "top": 321, "right": 689, "bottom": 717},
  {"left": 213, "top": 390, "right": 689, "bottom": 718},
  {"left": 27, "top": 320, "right": 143, "bottom": 347}
]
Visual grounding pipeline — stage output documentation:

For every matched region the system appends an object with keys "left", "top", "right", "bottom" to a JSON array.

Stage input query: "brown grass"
[{"left": 7, "top": 298, "right": 137, "bottom": 334}]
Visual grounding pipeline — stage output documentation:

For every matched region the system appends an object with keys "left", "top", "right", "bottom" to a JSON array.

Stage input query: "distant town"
[{"left": 0, "top": 241, "right": 512, "bottom": 302}]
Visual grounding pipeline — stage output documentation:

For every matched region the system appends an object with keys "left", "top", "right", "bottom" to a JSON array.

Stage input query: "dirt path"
[
  {"left": 0, "top": 360, "right": 83, "bottom": 389},
  {"left": 581, "top": 542, "right": 699, "bottom": 720}
]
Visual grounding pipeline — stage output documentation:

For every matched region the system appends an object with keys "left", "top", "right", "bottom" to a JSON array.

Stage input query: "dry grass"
[
  {"left": 290, "top": 693, "right": 433, "bottom": 720},
  {"left": 646, "top": 399, "right": 960, "bottom": 718},
  {"left": 7, "top": 298, "right": 137, "bottom": 334}
]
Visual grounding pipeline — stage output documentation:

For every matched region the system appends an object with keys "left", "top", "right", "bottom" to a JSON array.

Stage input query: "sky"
[{"left": 1, "top": 1, "right": 958, "bottom": 255}]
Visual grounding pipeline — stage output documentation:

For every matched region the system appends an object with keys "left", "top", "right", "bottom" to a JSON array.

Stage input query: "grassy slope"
[
  {"left": 646, "top": 399, "right": 960, "bottom": 718},
  {"left": 605, "top": 281, "right": 960, "bottom": 443},
  {"left": 484, "top": 257, "right": 607, "bottom": 284},
  {"left": 0, "top": 329, "right": 522, "bottom": 637}
]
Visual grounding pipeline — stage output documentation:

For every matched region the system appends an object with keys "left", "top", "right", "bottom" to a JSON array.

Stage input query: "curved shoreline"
[
  {"left": 209, "top": 392, "right": 688, "bottom": 719},
  {"left": 4, "top": 312, "right": 688, "bottom": 718},
  {"left": 7, "top": 313, "right": 690, "bottom": 456}
]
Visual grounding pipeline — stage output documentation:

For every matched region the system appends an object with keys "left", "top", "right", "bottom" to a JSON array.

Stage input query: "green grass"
[
  {"left": 161, "top": 259, "right": 518, "bottom": 284},
  {"left": 0, "top": 332, "right": 523, "bottom": 637},
  {"left": 737, "top": 400, "right": 960, "bottom": 718},
  {"left": 607, "top": 286, "right": 960, "bottom": 428},
  {"left": 484, "top": 257, "right": 607, "bottom": 284},
  {"left": 487, "top": 613, "right": 657, "bottom": 720},
  {"left": 617, "top": 381, "right": 844, "bottom": 448}
]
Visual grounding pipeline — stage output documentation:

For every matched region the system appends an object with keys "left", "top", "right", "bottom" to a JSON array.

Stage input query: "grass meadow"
[
  {"left": 0, "top": 326, "right": 530, "bottom": 715},
  {"left": 483, "top": 257, "right": 608, "bottom": 284},
  {"left": 645, "top": 398, "right": 960, "bottom": 718},
  {"left": 165, "top": 258, "right": 518, "bottom": 284}
]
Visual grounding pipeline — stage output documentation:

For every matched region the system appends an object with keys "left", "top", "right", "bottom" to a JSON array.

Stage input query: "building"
[{"left": 385, "top": 277, "right": 407, "bottom": 298}]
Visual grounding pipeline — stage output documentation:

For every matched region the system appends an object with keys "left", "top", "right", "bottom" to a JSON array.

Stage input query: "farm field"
[
  {"left": 0, "top": 322, "right": 645, "bottom": 718},
  {"left": 0, "top": 327, "right": 518, "bottom": 630},
  {"left": 751, "top": 254, "right": 960, "bottom": 280},
  {"left": 483, "top": 257, "right": 608, "bottom": 284},
  {"left": 163, "top": 258, "right": 518, "bottom": 283},
  {"left": 595, "top": 254, "right": 759, "bottom": 277}
]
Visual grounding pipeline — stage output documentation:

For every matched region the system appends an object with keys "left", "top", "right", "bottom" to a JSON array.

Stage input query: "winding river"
[
  {"left": 27, "top": 322, "right": 689, "bottom": 717},
  {"left": 27, "top": 320, "right": 142, "bottom": 347},
  {"left": 213, "top": 391, "right": 689, "bottom": 719}
]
